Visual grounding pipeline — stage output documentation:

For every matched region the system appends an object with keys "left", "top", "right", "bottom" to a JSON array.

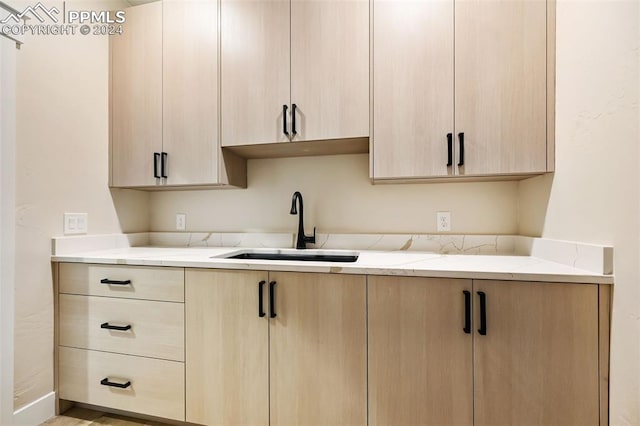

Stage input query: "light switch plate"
[
  {"left": 436, "top": 211, "right": 451, "bottom": 232},
  {"left": 64, "top": 213, "right": 88, "bottom": 235}
]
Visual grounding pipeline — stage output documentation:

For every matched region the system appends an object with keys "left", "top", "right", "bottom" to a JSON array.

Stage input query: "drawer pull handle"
[
  {"left": 153, "top": 152, "right": 160, "bottom": 178},
  {"left": 161, "top": 152, "right": 168, "bottom": 179},
  {"left": 458, "top": 132, "right": 465, "bottom": 167},
  {"left": 292, "top": 103, "right": 298, "bottom": 135},
  {"left": 463, "top": 290, "right": 471, "bottom": 334},
  {"left": 101, "top": 322, "right": 132, "bottom": 331},
  {"left": 100, "top": 378, "right": 131, "bottom": 389},
  {"left": 269, "top": 281, "right": 277, "bottom": 318},
  {"left": 478, "top": 291, "right": 487, "bottom": 336},
  {"left": 100, "top": 278, "right": 131, "bottom": 285},
  {"left": 283, "top": 105, "right": 289, "bottom": 136},
  {"left": 258, "top": 280, "right": 266, "bottom": 318}
]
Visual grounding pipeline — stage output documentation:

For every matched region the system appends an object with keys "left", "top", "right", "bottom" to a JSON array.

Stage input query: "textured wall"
[
  {"left": 518, "top": 0, "right": 640, "bottom": 423},
  {"left": 13, "top": 0, "right": 148, "bottom": 411}
]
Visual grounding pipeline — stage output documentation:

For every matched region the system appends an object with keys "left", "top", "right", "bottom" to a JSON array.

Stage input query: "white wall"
[
  {"left": 518, "top": 0, "right": 639, "bottom": 423},
  {"left": 151, "top": 154, "right": 519, "bottom": 235},
  {"left": 13, "top": 0, "right": 148, "bottom": 412},
  {"left": 1, "top": 33, "right": 17, "bottom": 426}
]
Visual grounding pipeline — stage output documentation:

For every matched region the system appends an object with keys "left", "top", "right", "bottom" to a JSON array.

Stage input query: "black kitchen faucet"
[{"left": 290, "top": 191, "right": 316, "bottom": 250}]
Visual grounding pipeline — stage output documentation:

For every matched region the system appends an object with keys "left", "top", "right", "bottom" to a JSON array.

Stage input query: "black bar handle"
[
  {"left": 153, "top": 153, "right": 160, "bottom": 178},
  {"left": 269, "top": 281, "right": 277, "bottom": 318},
  {"left": 478, "top": 291, "right": 487, "bottom": 335},
  {"left": 283, "top": 105, "right": 289, "bottom": 136},
  {"left": 101, "top": 378, "right": 131, "bottom": 389},
  {"left": 101, "top": 322, "right": 131, "bottom": 331},
  {"left": 447, "top": 133, "right": 453, "bottom": 167},
  {"left": 463, "top": 290, "right": 471, "bottom": 334},
  {"left": 100, "top": 278, "right": 131, "bottom": 286},
  {"left": 458, "top": 132, "right": 465, "bottom": 166},
  {"left": 292, "top": 104, "right": 297, "bottom": 135},
  {"left": 258, "top": 280, "right": 266, "bottom": 318},
  {"left": 161, "top": 152, "right": 168, "bottom": 178}
]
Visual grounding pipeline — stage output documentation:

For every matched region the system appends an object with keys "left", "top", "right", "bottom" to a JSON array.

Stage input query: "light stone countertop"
[{"left": 51, "top": 246, "right": 614, "bottom": 284}]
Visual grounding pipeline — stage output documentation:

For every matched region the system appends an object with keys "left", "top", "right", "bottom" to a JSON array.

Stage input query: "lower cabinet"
[
  {"left": 369, "top": 276, "right": 603, "bottom": 426},
  {"left": 185, "top": 269, "right": 367, "bottom": 426},
  {"left": 57, "top": 263, "right": 186, "bottom": 422},
  {"left": 368, "top": 276, "right": 473, "bottom": 426},
  {"left": 268, "top": 272, "right": 367, "bottom": 426},
  {"left": 185, "top": 269, "right": 269, "bottom": 426},
  {"left": 57, "top": 263, "right": 608, "bottom": 426},
  {"left": 473, "top": 280, "right": 600, "bottom": 426}
]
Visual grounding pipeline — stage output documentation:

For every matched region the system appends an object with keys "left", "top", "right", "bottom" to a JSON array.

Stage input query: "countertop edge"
[{"left": 50, "top": 251, "right": 615, "bottom": 285}]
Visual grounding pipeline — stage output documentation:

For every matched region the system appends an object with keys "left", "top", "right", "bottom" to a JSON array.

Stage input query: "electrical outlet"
[
  {"left": 437, "top": 211, "right": 451, "bottom": 232},
  {"left": 176, "top": 213, "right": 186, "bottom": 231},
  {"left": 64, "top": 213, "right": 88, "bottom": 235}
]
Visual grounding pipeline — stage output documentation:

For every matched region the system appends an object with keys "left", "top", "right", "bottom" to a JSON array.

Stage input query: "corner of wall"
[
  {"left": 12, "top": 391, "right": 55, "bottom": 426},
  {"left": 516, "top": 173, "right": 553, "bottom": 237}
]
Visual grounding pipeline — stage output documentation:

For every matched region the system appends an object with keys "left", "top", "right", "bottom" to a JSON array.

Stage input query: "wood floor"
[{"left": 41, "top": 407, "right": 170, "bottom": 426}]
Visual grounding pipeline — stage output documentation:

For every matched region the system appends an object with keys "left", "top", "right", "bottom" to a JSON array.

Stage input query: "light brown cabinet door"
[
  {"left": 163, "top": 0, "right": 219, "bottom": 185},
  {"left": 185, "top": 269, "right": 269, "bottom": 426},
  {"left": 474, "top": 281, "right": 599, "bottom": 426},
  {"left": 372, "top": 0, "right": 454, "bottom": 179},
  {"left": 455, "top": 0, "right": 547, "bottom": 175},
  {"left": 269, "top": 272, "right": 367, "bottom": 426},
  {"left": 290, "top": 0, "right": 369, "bottom": 142},
  {"left": 110, "top": 2, "right": 162, "bottom": 187},
  {"left": 221, "top": 0, "right": 290, "bottom": 147},
  {"left": 368, "top": 276, "right": 473, "bottom": 426}
]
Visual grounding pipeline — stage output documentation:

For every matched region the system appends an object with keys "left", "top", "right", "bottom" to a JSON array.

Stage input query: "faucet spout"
[{"left": 290, "top": 191, "right": 315, "bottom": 250}]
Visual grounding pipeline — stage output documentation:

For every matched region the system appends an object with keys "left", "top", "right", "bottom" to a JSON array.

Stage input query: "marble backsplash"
[
  {"left": 148, "top": 231, "right": 293, "bottom": 249},
  {"left": 146, "top": 232, "right": 517, "bottom": 255},
  {"left": 310, "top": 233, "right": 517, "bottom": 255}
]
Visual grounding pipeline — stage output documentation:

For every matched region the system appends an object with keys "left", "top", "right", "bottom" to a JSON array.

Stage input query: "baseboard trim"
[{"left": 13, "top": 391, "right": 55, "bottom": 425}]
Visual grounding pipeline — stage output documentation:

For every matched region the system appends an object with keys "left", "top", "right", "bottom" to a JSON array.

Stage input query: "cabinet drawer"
[
  {"left": 59, "top": 263, "right": 184, "bottom": 302},
  {"left": 59, "top": 294, "right": 184, "bottom": 361},
  {"left": 59, "top": 347, "right": 185, "bottom": 421}
]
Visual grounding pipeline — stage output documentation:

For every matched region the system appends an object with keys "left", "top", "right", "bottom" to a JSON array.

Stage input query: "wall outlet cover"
[
  {"left": 176, "top": 213, "right": 186, "bottom": 231},
  {"left": 436, "top": 211, "right": 451, "bottom": 232}
]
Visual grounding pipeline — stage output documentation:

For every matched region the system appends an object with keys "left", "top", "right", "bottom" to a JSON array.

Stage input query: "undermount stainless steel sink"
[{"left": 215, "top": 249, "right": 359, "bottom": 263}]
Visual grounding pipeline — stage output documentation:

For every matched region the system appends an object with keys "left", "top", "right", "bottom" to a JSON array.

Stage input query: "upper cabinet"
[
  {"left": 220, "top": 0, "right": 291, "bottom": 148},
  {"left": 111, "top": 0, "right": 554, "bottom": 188},
  {"left": 110, "top": 1, "right": 246, "bottom": 189},
  {"left": 221, "top": 0, "right": 369, "bottom": 151},
  {"left": 455, "top": 0, "right": 547, "bottom": 176},
  {"left": 110, "top": 2, "right": 162, "bottom": 188},
  {"left": 162, "top": 0, "right": 219, "bottom": 186},
  {"left": 372, "top": 0, "right": 454, "bottom": 179},
  {"left": 290, "top": 0, "right": 369, "bottom": 142},
  {"left": 372, "top": 0, "right": 554, "bottom": 181}
]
